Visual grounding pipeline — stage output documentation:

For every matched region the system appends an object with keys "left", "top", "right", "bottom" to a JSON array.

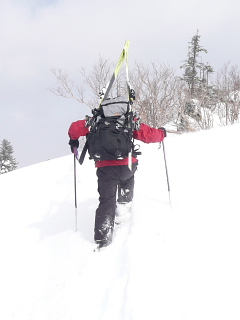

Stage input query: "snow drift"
[{"left": 0, "top": 124, "right": 240, "bottom": 320}]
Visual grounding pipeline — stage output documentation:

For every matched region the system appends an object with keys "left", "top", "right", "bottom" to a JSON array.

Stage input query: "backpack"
[{"left": 79, "top": 96, "right": 140, "bottom": 164}]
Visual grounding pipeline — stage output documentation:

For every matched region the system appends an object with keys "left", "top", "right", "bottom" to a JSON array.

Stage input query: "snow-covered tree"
[
  {"left": 0, "top": 139, "right": 18, "bottom": 174},
  {"left": 181, "top": 31, "right": 214, "bottom": 97},
  {"left": 214, "top": 62, "right": 240, "bottom": 126},
  {"left": 178, "top": 31, "right": 215, "bottom": 132}
]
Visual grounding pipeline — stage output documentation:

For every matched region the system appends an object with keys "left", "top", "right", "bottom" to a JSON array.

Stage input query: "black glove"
[
  {"left": 69, "top": 139, "right": 79, "bottom": 153},
  {"left": 159, "top": 127, "right": 167, "bottom": 137}
]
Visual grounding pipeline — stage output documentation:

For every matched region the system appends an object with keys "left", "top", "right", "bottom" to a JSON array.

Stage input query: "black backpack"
[{"left": 79, "top": 96, "right": 140, "bottom": 164}]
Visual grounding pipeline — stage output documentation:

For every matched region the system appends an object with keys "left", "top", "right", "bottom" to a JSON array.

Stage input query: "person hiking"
[{"left": 68, "top": 99, "right": 166, "bottom": 251}]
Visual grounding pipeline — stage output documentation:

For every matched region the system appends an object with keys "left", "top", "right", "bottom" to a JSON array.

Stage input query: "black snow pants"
[{"left": 94, "top": 162, "right": 138, "bottom": 244}]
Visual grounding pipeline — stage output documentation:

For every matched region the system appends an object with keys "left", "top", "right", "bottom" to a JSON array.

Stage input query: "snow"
[{"left": 1, "top": 124, "right": 240, "bottom": 320}]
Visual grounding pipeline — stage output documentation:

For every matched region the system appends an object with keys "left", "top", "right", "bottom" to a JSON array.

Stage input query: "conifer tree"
[
  {"left": 0, "top": 139, "right": 18, "bottom": 174},
  {"left": 181, "top": 31, "right": 213, "bottom": 97}
]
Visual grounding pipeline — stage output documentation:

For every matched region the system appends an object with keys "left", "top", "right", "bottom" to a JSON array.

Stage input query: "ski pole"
[
  {"left": 73, "top": 148, "right": 78, "bottom": 231},
  {"left": 161, "top": 141, "right": 172, "bottom": 207}
]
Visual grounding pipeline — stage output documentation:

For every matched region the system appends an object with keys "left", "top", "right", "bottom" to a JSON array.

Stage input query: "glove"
[
  {"left": 69, "top": 139, "right": 79, "bottom": 153},
  {"left": 159, "top": 127, "right": 167, "bottom": 137}
]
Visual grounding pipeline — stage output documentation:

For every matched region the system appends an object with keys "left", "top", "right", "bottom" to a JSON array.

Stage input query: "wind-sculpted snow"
[{"left": 0, "top": 124, "right": 240, "bottom": 319}]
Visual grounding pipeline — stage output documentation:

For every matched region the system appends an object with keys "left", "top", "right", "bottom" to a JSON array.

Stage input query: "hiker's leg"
[
  {"left": 117, "top": 162, "right": 138, "bottom": 203},
  {"left": 94, "top": 166, "right": 119, "bottom": 244}
]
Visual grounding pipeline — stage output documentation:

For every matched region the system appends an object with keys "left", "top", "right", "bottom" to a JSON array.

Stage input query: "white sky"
[{"left": 1, "top": 0, "right": 240, "bottom": 167}]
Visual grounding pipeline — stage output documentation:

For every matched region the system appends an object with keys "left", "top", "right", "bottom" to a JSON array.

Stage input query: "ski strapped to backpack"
[
  {"left": 99, "top": 41, "right": 130, "bottom": 104},
  {"left": 78, "top": 41, "right": 141, "bottom": 168}
]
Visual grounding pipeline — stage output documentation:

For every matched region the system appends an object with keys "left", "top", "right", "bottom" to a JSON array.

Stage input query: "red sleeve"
[
  {"left": 133, "top": 123, "right": 165, "bottom": 143},
  {"left": 68, "top": 120, "right": 90, "bottom": 140}
]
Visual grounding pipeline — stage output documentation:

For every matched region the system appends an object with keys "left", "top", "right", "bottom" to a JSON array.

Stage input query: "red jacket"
[{"left": 68, "top": 120, "right": 165, "bottom": 167}]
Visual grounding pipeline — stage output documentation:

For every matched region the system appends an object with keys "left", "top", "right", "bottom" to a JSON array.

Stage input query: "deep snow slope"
[{"left": 0, "top": 124, "right": 240, "bottom": 320}]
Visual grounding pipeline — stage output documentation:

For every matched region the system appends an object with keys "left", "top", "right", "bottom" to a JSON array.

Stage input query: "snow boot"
[
  {"left": 115, "top": 201, "right": 132, "bottom": 224},
  {"left": 93, "top": 239, "right": 112, "bottom": 252}
]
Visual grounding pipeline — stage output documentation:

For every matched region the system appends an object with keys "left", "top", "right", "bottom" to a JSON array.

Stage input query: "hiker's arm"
[
  {"left": 133, "top": 123, "right": 165, "bottom": 143},
  {"left": 68, "top": 120, "right": 90, "bottom": 140}
]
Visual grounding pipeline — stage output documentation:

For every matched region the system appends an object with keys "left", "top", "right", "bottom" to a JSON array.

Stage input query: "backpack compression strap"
[{"left": 78, "top": 139, "right": 88, "bottom": 165}]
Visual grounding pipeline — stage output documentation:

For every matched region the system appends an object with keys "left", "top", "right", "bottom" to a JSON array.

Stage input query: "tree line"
[{"left": 51, "top": 31, "right": 240, "bottom": 132}]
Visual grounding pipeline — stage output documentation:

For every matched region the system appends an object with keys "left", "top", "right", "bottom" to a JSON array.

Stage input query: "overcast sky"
[{"left": 1, "top": 0, "right": 240, "bottom": 168}]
